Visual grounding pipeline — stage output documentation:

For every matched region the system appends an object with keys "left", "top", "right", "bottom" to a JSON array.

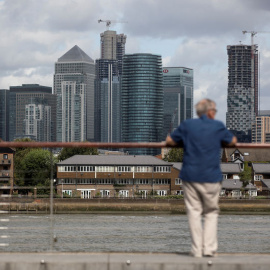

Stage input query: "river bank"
[{"left": 0, "top": 198, "right": 269, "bottom": 214}]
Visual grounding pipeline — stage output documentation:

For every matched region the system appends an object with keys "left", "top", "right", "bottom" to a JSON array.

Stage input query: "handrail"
[{"left": 0, "top": 141, "right": 269, "bottom": 148}]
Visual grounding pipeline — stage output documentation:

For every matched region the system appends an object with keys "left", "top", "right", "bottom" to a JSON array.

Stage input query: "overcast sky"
[{"left": 1, "top": 0, "right": 270, "bottom": 123}]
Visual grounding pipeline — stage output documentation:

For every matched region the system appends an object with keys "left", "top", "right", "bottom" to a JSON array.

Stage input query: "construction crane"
[
  {"left": 98, "top": 19, "right": 127, "bottom": 30},
  {"left": 242, "top": 30, "right": 270, "bottom": 115}
]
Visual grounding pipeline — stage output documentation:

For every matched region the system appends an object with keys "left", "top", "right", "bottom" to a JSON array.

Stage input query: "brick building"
[{"left": 57, "top": 155, "right": 178, "bottom": 198}]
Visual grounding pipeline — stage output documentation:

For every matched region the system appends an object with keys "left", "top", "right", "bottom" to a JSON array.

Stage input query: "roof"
[
  {"left": 252, "top": 163, "right": 270, "bottom": 173},
  {"left": 171, "top": 162, "right": 182, "bottom": 170},
  {"left": 58, "top": 45, "right": 94, "bottom": 63},
  {"left": 170, "top": 162, "right": 240, "bottom": 173},
  {"left": 222, "top": 179, "right": 256, "bottom": 190},
  {"left": 223, "top": 148, "right": 270, "bottom": 162},
  {"left": 220, "top": 163, "right": 241, "bottom": 173},
  {"left": 57, "top": 155, "right": 171, "bottom": 166},
  {"left": 262, "top": 179, "right": 270, "bottom": 189}
]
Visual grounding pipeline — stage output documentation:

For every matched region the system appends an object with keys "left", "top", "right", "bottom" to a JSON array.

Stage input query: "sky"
[{"left": 1, "top": 0, "right": 270, "bottom": 123}]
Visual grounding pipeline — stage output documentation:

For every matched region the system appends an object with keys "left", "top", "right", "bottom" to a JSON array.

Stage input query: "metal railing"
[{"left": 0, "top": 141, "right": 270, "bottom": 252}]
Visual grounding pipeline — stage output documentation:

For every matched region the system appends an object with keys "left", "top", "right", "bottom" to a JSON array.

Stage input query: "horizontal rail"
[
  {"left": 0, "top": 142, "right": 166, "bottom": 148},
  {"left": 0, "top": 141, "right": 270, "bottom": 148}
]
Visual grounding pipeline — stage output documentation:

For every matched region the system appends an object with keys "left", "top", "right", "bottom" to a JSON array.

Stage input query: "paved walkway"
[{"left": 0, "top": 252, "right": 269, "bottom": 270}]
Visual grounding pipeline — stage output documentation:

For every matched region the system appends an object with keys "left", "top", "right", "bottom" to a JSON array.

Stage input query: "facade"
[
  {"left": 56, "top": 155, "right": 173, "bottom": 198},
  {"left": 23, "top": 103, "right": 52, "bottom": 142},
  {"left": 226, "top": 44, "right": 258, "bottom": 142},
  {"left": 162, "top": 67, "right": 193, "bottom": 139},
  {"left": 0, "top": 146, "right": 15, "bottom": 195},
  {"left": 252, "top": 163, "right": 270, "bottom": 194},
  {"left": 54, "top": 45, "right": 95, "bottom": 142},
  {"left": 252, "top": 116, "right": 270, "bottom": 143},
  {"left": 9, "top": 84, "right": 56, "bottom": 142},
  {"left": 0, "top": 90, "right": 9, "bottom": 141},
  {"left": 95, "top": 30, "right": 126, "bottom": 142},
  {"left": 121, "top": 53, "right": 164, "bottom": 155}
]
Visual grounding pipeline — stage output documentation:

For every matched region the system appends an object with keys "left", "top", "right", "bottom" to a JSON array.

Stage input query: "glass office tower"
[
  {"left": 54, "top": 45, "right": 95, "bottom": 142},
  {"left": 162, "top": 67, "right": 193, "bottom": 139},
  {"left": 0, "top": 89, "right": 9, "bottom": 141},
  {"left": 95, "top": 30, "right": 126, "bottom": 142},
  {"left": 121, "top": 53, "right": 163, "bottom": 155},
  {"left": 9, "top": 84, "right": 56, "bottom": 142}
]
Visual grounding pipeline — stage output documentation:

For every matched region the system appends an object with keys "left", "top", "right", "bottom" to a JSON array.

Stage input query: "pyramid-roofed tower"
[
  {"left": 58, "top": 45, "right": 94, "bottom": 63},
  {"left": 54, "top": 45, "right": 95, "bottom": 142}
]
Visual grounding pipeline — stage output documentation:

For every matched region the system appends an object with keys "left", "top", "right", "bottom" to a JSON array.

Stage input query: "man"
[{"left": 166, "top": 99, "right": 237, "bottom": 257}]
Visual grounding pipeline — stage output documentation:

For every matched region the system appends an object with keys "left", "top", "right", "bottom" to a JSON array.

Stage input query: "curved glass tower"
[{"left": 121, "top": 53, "right": 163, "bottom": 155}]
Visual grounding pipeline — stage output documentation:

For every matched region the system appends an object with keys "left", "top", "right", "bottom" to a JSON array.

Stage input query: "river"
[{"left": 0, "top": 214, "right": 269, "bottom": 253}]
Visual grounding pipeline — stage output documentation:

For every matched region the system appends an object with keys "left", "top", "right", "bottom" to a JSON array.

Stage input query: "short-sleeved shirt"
[{"left": 170, "top": 114, "right": 234, "bottom": 183}]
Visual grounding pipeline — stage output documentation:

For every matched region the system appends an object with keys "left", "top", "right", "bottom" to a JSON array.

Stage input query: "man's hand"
[{"left": 165, "top": 135, "right": 177, "bottom": 147}]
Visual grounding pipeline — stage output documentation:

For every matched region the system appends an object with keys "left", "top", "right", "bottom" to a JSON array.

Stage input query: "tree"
[
  {"left": 57, "top": 146, "right": 98, "bottom": 161},
  {"left": 163, "top": 148, "right": 184, "bottom": 162},
  {"left": 14, "top": 138, "right": 37, "bottom": 186},
  {"left": 21, "top": 149, "right": 56, "bottom": 187},
  {"left": 239, "top": 161, "right": 252, "bottom": 188}
]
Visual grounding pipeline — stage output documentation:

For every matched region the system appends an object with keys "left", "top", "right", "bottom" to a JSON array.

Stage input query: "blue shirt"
[{"left": 170, "top": 115, "right": 234, "bottom": 183}]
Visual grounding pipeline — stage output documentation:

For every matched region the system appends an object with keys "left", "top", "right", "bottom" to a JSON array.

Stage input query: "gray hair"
[{"left": 195, "top": 99, "right": 216, "bottom": 117}]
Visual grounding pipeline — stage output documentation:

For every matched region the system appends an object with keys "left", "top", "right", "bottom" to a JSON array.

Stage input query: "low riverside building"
[
  {"left": 0, "top": 146, "right": 15, "bottom": 195},
  {"left": 252, "top": 163, "right": 270, "bottom": 195},
  {"left": 56, "top": 155, "right": 175, "bottom": 198},
  {"left": 221, "top": 179, "right": 257, "bottom": 198}
]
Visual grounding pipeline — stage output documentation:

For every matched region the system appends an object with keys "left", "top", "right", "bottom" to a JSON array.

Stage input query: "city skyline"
[{"left": 1, "top": 1, "right": 270, "bottom": 124}]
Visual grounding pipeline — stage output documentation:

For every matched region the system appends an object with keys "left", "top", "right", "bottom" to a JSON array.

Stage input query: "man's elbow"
[
  {"left": 165, "top": 135, "right": 177, "bottom": 147},
  {"left": 229, "top": 136, "right": 237, "bottom": 147}
]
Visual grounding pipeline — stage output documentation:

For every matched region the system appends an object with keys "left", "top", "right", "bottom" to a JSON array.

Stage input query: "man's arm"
[
  {"left": 225, "top": 136, "right": 237, "bottom": 147},
  {"left": 165, "top": 135, "right": 177, "bottom": 147}
]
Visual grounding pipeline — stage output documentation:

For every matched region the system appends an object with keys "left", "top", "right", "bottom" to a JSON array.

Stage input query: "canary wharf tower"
[
  {"left": 54, "top": 45, "right": 95, "bottom": 142},
  {"left": 121, "top": 53, "right": 163, "bottom": 155}
]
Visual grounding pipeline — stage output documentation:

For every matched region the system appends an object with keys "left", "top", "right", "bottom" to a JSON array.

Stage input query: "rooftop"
[
  {"left": 58, "top": 155, "right": 171, "bottom": 166},
  {"left": 58, "top": 45, "right": 94, "bottom": 63}
]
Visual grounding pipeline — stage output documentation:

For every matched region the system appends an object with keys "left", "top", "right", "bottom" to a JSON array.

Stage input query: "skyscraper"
[
  {"left": 226, "top": 44, "right": 258, "bottom": 142},
  {"left": 9, "top": 84, "right": 56, "bottom": 142},
  {"left": 54, "top": 45, "right": 95, "bottom": 142},
  {"left": 0, "top": 89, "right": 9, "bottom": 141},
  {"left": 162, "top": 67, "right": 193, "bottom": 139},
  {"left": 95, "top": 30, "right": 126, "bottom": 142},
  {"left": 121, "top": 53, "right": 163, "bottom": 155}
]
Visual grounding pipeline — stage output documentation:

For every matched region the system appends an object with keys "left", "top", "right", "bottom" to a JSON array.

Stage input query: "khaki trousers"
[{"left": 183, "top": 181, "right": 221, "bottom": 257}]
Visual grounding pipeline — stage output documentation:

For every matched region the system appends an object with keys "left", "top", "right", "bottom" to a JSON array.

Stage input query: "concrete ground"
[{"left": 0, "top": 252, "right": 269, "bottom": 270}]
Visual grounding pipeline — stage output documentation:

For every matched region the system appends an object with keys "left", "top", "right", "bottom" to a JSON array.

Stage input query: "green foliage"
[
  {"left": 239, "top": 161, "right": 252, "bottom": 188},
  {"left": 57, "top": 146, "right": 98, "bottom": 161},
  {"left": 14, "top": 138, "right": 37, "bottom": 185},
  {"left": 21, "top": 149, "right": 56, "bottom": 187},
  {"left": 163, "top": 148, "right": 184, "bottom": 162}
]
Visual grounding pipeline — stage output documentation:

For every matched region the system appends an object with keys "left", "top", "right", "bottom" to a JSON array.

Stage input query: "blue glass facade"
[
  {"left": 0, "top": 89, "right": 9, "bottom": 141},
  {"left": 162, "top": 67, "right": 193, "bottom": 139},
  {"left": 121, "top": 53, "right": 163, "bottom": 155}
]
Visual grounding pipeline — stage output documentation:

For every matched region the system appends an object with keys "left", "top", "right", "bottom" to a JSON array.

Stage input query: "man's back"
[{"left": 171, "top": 115, "right": 233, "bottom": 183}]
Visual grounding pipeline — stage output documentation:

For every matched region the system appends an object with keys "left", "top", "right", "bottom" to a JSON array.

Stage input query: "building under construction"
[{"left": 226, "top": 44, "right": 258, "bottom": 142}]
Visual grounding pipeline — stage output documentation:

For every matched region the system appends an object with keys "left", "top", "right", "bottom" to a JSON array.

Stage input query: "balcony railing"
[{"left": 0, "top": 171, "right": 10, "bottom": 177}]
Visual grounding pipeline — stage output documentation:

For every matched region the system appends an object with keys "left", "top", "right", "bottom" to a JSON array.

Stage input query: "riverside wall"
[{"left": 0, "top": 198, "right": 270, "bottom": 214}]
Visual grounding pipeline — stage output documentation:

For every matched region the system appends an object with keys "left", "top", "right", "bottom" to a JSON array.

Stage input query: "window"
[
  {"left": 222, "top": 174, "right": 227, "bottom": 180},
  {"left": 154, "top": 166, "right": 171, "bottom": 173},
  {"left": 175, "top": 178, "right": 182, "bottom": 185},
  {"left": 3, "top": 154, "right": 8, "bottom": 159},
  {"left": 135, "top": 166, "right": 152, "bottom": 172},
  {"left": 254, "top": 175, "right": 262, "bottom": 181},
  {"left": 157, "top": 190, "right": 167, "bottom": 196},
  {"left": 119, "top": 190, "right": 129, "bottom": 197},
  {"left": 118, "top": 166, "right": 131, "bottom": 172}
]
